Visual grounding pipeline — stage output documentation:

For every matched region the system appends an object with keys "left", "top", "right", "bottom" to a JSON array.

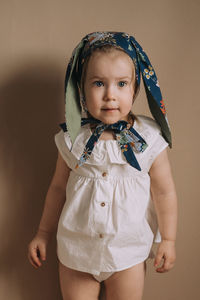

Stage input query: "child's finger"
[
  {"left": 28, "top": 246, "right": 42, "bottom": 267},
  {"left": 154, "top": 252, "right": 164, "bottom": 268},
  {"left": 29, "top": 254, "right": 40, "bottom": 268},
  {"left": 157, "top": 257, "right": 174, "bottom": 273},
  {"left": 38, "top": 244, "right": 46, "bottom": 261},
  {"left": 155, "top": 261, "right": 166, "bottom": 273},
  {"left": 156, "top": 255, "right": 174, "bottom": 273}
]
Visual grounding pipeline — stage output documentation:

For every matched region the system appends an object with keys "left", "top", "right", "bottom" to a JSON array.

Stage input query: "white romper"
[{"left": 54, "top": 114, "right": 169, "bottom": 276}]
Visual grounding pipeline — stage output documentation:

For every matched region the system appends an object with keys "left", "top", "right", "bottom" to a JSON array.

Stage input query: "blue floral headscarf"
[{"left": 61, "top": 31, "right": 172, "bottom": 171}]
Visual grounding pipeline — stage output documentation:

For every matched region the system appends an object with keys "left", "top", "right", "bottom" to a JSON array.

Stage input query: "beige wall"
[{"left": 0, "top": 0, "right": 199, "bottom": 299}]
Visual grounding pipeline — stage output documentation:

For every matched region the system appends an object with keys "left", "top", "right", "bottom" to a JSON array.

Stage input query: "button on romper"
[{"left": 54, "top": 115, "right": 169, "bottom": 276}]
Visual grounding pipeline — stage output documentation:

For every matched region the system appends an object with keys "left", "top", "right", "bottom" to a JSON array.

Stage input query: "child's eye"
[
  {"left": 118, "top": 81, "right": 127, "bottom": 87},
  {"left": 93, "top": 81, "right": 104, "bottom": 87}
]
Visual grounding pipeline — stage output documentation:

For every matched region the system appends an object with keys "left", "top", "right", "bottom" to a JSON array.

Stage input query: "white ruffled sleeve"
[
  {"left": 135, "top": 115, "right": 169, "bottom": 172},
  {"left": 147, "top": 133, "right": 169, "bottom": 171},
  {"left": 54, "top": 130, "right": 75, "bottom": 169}
]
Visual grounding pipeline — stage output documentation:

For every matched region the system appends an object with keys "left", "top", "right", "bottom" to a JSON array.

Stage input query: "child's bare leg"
[
  {"left": 58, "top": 261, "right": 101, "bottom": 300},
  {"left": 104, "top": 261, "right": 146, "bottom": 300}
]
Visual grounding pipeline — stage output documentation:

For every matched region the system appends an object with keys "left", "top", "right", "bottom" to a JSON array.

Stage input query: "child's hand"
[
  {"left": 154, "top": 239, "right": 176, "bottom": 273},
  {"left": 27, "top": 229, "right": 52, "bottom": 269}
]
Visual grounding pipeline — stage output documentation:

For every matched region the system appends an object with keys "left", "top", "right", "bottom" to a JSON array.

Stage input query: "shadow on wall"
[
  {"left": 0, "top": 60, "right": 64, "bottom": 299},
  {"left": 0, "top": 59, "right": 106, "bottom": 300}
]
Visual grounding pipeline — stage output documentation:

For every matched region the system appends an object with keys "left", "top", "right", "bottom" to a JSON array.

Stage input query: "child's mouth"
[{"left": 102, "top": 108, "right": 118, "bottom": 112}]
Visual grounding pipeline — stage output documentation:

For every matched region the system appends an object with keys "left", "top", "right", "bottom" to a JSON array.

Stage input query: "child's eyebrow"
[{"left": 88, "top": 76, "right": 132, "bottom": 80}]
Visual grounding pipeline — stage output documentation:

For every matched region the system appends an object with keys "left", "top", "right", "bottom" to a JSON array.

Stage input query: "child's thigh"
[
  {"left": 104, "top": 261, "right": 146, "bottom": 300},
  {"left": 58, "top": 261, "right": 101, "bottom": 300}
]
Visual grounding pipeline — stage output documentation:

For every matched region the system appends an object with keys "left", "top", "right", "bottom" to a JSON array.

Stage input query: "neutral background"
[{"left": 0, "top": 0, "right": 199, "bottom": 299}]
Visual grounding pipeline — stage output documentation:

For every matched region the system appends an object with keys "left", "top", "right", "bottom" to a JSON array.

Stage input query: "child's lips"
[{"left": 102, "top": 107, "right": 119, "bottom": 112}]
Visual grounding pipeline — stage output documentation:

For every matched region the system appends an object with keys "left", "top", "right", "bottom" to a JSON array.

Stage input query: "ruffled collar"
[{"left": 62, "top": 116, "right": 148, "bottom": 169}]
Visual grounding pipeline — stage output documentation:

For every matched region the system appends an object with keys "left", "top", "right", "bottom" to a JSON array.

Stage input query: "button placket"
[{"left": 95, "top": 172, "right": 110, "bottom": 240}]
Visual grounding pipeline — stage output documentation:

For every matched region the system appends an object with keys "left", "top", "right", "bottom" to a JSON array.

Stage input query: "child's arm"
[
  {"left": 28, "top": 152, "right": 71, "bottom": 268},
  {"left": 149, "top": 148, "right": 178, "bottom": 273}
]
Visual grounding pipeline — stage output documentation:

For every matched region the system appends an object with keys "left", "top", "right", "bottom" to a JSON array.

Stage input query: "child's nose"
[{"left": 103, "top": 85, "right": 116, "bottom": 101}]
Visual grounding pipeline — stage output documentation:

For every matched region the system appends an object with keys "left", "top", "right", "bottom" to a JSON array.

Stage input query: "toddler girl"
[{"left": 28, "top": 32, "right": 178, "bottom": 300}]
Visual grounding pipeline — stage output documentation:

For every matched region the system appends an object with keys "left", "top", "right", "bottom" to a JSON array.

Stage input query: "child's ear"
[
  {"left": 132, "top": 94, "right": 136, "bottom": 104},
  {"left": 133, "top": 82, "right": 140, "bottom": 103}
]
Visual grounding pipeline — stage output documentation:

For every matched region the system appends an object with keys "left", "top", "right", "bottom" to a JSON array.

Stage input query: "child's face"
[{"left": 83, "top": 50, "right": 135, "bottom": 124}]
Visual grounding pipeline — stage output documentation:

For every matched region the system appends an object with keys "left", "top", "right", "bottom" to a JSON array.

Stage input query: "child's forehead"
[
  {"left": 87, "top": 49, "right": 135, "bottom": 70},
  {"left": 85, "top": 51, "right": 135, "bottom": 80}
]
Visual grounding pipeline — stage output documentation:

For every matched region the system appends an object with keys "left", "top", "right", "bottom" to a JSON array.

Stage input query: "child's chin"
[
  {"left": 100, "top": 118, "right": 120, "bottom": 124},
  {"left": 90, "top": 113, "right": 122, "bottom": 124}
]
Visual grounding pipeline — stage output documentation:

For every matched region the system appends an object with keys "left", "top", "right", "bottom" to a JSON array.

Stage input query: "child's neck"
[{"left": 99, "top": 130, "right": 116, "bottom": 141}]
